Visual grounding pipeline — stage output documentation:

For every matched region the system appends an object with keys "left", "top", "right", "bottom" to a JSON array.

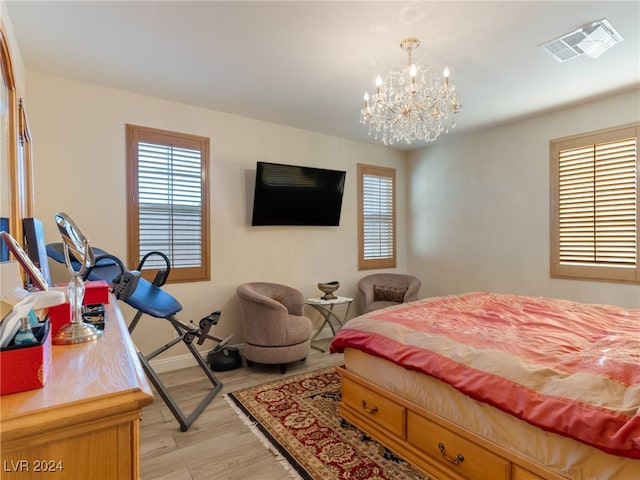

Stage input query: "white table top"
[{"left": 305, "top": 296, "right": 353, "bottom": 305}]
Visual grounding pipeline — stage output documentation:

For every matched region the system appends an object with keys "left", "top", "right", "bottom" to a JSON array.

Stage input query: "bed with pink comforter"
[{"left": 330, "top": 292, "right": 640, "bottom": 459}]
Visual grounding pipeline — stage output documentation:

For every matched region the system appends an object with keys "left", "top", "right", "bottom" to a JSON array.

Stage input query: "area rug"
[{"left": 225, "top": 367, "right": 430, "bottom": 480}]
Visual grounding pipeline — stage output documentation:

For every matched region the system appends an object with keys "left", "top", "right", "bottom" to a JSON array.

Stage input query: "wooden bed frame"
[{"left": 338, "top": 366, "right": 569, "bottom": 480}]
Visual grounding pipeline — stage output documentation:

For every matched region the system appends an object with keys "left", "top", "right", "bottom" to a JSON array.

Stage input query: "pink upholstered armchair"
[
  {"left": 236, "top": 282, "right": 312, "bottom": 374},
  {"left": 357, "top": 273, "right": 421, "bottom": 314}
]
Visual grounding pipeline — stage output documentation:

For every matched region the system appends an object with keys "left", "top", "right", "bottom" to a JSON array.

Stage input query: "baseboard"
[
  {"left": 148, "top": 328, "right": 333, "bottom": 374},
  {"left": 149, "top": 351, "right": 204, "bottom": 374},
  {"left": 146, "top": 342, "right": 234, "bottom": 373}
]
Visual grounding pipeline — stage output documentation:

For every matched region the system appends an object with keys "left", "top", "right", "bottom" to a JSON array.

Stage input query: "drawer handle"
[
  {"left": 438, "top": 443, "right": 464, "bottom": 465},
  {"left": 361, "top": 400, "right": 378, "bottom": 415}
]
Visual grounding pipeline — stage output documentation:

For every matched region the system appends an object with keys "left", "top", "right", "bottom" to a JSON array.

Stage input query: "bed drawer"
[
  {"left": 341, "top": 375, "right": 405, "bottom": 438},
  {"left": 513, "top": 465, "right": 546, "bottom": 480},
  {"left": 407, "top": 410, "right": 510, "bottom": 480}
]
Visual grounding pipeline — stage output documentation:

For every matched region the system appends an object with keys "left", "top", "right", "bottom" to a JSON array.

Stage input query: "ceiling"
[{"left": 5, "top": 1, "right": 640, "bottom": 150}]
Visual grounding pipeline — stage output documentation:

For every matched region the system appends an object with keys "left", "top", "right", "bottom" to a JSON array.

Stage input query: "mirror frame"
[
  {"left": 55, "top": 212, "right": 95, "bottom": 273},
  {"left": 1, "top": 20, "right": 32, "bottom": 248},
  {"left": 18, "top": 98, "right": 34, "bottom": 216}
]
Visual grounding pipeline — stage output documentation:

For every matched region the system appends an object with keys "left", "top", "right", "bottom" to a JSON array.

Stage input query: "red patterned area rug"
[{"left": 225, "top": 367, "right": 430, "bottom": 480}]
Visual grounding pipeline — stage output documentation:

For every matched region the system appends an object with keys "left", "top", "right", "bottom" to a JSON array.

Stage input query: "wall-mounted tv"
[{"left": 251, "top": 162, "right": 346, "bottom": 226}]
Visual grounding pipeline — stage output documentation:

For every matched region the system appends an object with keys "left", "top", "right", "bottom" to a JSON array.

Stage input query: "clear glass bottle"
[{"left": 14, "top": 317, "right": 38, "bottom": 346}]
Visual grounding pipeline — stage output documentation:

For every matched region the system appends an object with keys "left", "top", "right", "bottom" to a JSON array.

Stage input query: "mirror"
[
  {"left": 0, "top": 230, "right": 48, "bottom": 291},
  {"left": 55, "top": 212, "right": 96, "bottom": 273},
  {"left": 52, "top": 212, "right": 102, "bottom": 345}
]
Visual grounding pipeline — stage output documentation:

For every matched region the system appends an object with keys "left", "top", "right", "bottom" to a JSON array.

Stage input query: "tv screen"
[{"left": 251, "top": 162, "right": 346, "bottom": 226}]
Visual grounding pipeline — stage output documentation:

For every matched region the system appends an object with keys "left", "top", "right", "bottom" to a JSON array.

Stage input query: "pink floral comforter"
[{"left": 330, "top": 292, "right": 640, "bottom": 458}]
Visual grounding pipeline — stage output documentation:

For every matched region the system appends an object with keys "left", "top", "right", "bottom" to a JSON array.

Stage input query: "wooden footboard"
[{"left": 337, "top": 366, "right": 567, "bottom": 480}]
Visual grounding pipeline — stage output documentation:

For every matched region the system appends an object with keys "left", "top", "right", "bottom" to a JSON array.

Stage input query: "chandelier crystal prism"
[{"left": 360, "top": 38, "right": 462, "bottom": 145}]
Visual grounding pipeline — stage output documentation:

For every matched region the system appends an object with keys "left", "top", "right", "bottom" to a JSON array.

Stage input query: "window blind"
[
  {"left": 362, "top": 173, "right": 394, "bottom": 260},
  {"left": 558, "top": 136, "right": 637, "bottom": 268},
  {"left": 137, "top": 141, "right": 203, "bottom": 269}
]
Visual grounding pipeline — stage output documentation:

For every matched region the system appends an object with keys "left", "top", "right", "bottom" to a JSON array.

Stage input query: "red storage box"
[
  {"left": 47, "top": 303, "right": 70, "bottom": 335},
  {"left": 48, "top": 280, "right": 110, "bottom": 335},
  {"left": 83, "top": 280, "right": 110, "bottom": 305},
  {"left": 0, "top": 320, "right": 52, "bottom": 395}
]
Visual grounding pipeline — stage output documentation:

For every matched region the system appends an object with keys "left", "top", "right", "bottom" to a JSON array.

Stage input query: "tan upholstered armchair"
[
  {"left": 357, "top": 273, "right": 421, "bottom": 314},
  {"left": 236, "top": 282, "right": 313, "bottom": 374}
]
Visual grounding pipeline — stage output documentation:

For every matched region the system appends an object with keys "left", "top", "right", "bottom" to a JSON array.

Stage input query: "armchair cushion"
[
  {"left": 358, "top": 273, "right": 421, "bottom": 314},
  {"left": 373, "top": 285, "right": 408, "bottom": 303}
]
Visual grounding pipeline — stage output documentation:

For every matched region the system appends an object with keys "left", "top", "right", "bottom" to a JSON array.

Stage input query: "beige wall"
[
  {"left": 407, "top": 88, "right": 640, "bottom": 308},
  {"left": 26, "top": 71, "right": 407, "bottom": 362}
]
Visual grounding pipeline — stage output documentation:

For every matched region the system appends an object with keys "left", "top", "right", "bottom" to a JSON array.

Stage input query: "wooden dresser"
[{"left": 1, "top": 297, "right": 153, "bottom": 479}]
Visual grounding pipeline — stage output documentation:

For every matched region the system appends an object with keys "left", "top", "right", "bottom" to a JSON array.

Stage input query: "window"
[
  {"left": 126, "top": 124, "right": 210, "bottom": 283},
  {"left": 550, "top": 123, "right": 639, "bottom": 283},
  {"left": 358, "top": 164, "right": 396, "bottom": 270}
]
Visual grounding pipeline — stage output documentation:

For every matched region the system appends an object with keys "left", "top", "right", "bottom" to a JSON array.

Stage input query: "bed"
[{"left": 329, "top": 292, "right": 640, "bottom": 480}]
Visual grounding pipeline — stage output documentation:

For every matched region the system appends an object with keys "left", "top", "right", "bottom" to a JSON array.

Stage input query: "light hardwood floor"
[{"left": 139, "top": 340, "right": 344, "bottom": 480}]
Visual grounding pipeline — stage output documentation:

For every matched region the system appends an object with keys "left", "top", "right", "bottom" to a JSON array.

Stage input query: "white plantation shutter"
[
  {"left": 137, "top": 142, "right": 202, "bottom": 268},
  {"left": 363, "top": 174, "right": 394, "bottom": 259},
  {"left": 127, "top": 125, "right": 210, "bottom": 283},
  {"left": 358, "top": 164, "right": 396, "bottom": 269},
  {"left": 551, "top": 124, "right": 639, "bottom": 283}
]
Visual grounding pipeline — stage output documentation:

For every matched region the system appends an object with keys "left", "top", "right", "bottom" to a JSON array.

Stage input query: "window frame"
[
  {"left": 126, "top": 124, "right": 210, "bottom": 283},
  {"left": 358, "top": 163, "right": 397, "bottom": 270},
  {"left": 550, "top": 122, "right": 639, "bottom": 284}
]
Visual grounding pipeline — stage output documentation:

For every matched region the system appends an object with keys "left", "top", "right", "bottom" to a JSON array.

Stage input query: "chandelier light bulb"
[{"left": 359, "top": 38, "right": 462, "bottom": 145}]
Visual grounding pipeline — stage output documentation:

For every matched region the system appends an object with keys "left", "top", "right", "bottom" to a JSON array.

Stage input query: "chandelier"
[{"left": 360, "top": 38, "right": 462, "bottom": 145}]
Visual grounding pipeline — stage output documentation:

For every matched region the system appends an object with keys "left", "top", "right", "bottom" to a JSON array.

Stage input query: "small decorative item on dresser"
[
  {"left": 317, "top": 281, "right": 340, "bottom": 300},
  {"left": 14, "top": 317, "right": 38, "bottom": 345}
]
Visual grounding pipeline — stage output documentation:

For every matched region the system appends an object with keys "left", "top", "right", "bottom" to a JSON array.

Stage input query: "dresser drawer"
[
  {"left": 407, "top": 410, "right": 510, "bottom": 480},
  {"left": 341, "top": 375, "right": 405, "bottom": 438}
]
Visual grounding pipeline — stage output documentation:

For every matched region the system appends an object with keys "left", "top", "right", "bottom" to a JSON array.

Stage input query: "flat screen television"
[{"left": 251, "top": 162, "right": 346, "bottom": 226}]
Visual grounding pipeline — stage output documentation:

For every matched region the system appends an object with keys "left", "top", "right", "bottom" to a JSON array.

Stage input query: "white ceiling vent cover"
[{"left": 542, "top": 19, "right": 623, "bottom": 63}]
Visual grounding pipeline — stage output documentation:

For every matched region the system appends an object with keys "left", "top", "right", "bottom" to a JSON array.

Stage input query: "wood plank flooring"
[{"left": 140, "top": 340, "right": 344, "bottom": 480}]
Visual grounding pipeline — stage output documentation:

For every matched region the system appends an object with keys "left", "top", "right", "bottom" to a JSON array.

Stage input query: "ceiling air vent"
[{"left": 541, "top": 18, "right": 623, "bottom": 63}]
